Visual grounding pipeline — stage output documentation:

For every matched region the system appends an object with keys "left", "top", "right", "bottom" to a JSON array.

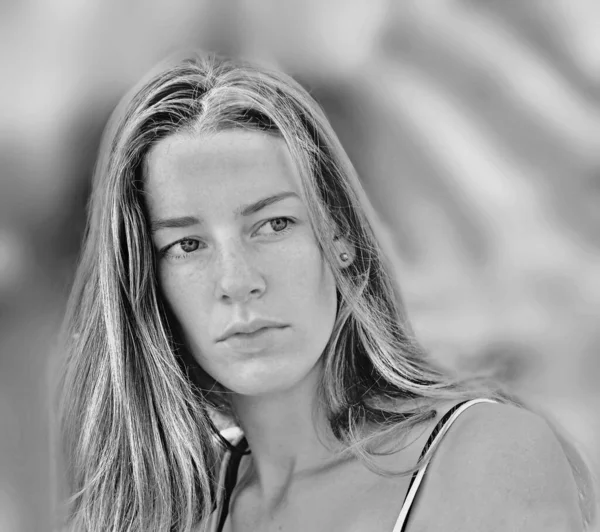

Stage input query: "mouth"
[
  {"left": 229, "top": 327, "right": 272, "bottom": 338},
  {"left": 217, "top": 320, "right": 289, "bottom": 343},
  {"left": 225, "top": 325, "right": 287, "bottom": 340},
  {"left": 219, "top": 325, "right": 289, "bottom": 351}
]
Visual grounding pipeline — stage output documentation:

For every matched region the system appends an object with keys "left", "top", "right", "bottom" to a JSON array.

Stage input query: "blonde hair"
[{"left": 56, "top": 50, "right": 596, "bottom": 531}]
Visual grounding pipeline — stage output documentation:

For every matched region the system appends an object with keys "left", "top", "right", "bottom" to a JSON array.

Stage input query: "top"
[{"left": 206, "top": 397, "right": 498, "bottom": 532}]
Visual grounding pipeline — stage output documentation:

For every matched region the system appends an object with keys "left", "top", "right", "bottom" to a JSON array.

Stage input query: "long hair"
[{"left": 56, "top": 50, "right": 596, "bottom": 531}]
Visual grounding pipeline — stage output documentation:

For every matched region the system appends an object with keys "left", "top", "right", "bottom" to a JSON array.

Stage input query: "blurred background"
[{"left": 0, "top": 0, "right": 599, "bottom": 530}]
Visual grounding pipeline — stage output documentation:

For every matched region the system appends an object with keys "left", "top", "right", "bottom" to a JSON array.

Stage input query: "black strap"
[
  {"left": 399, "top": 400, "right": 473, "bottom": 531},
  {"left": 216, "top": 437, "right": 250, "bottom": 532}
]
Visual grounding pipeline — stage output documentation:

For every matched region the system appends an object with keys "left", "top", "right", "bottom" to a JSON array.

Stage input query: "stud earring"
[{"left": 340, "top": 252, "right": 349, "bottom": 262}]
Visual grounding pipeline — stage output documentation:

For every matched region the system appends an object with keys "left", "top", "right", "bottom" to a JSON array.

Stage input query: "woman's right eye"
[
  {"left": 179, "top": 238, "right": 200, "bottom": 253},
  {"left": 160, "top": 238, "right": 203, "bottom": 259}
]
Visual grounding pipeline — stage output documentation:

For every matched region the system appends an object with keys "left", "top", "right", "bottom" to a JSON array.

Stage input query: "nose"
[{"left": 214, "top": 242, "right": 266, "bottom": 303}]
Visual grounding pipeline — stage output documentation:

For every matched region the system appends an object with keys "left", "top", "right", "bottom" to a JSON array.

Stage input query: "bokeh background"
[{"left": 1, "top": 0, "right": 599, "bottom": 530}]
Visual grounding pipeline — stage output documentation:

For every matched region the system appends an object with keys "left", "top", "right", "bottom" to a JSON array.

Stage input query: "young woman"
[{"left": 56, "top": 50, "right": 596, "bottom": 531}]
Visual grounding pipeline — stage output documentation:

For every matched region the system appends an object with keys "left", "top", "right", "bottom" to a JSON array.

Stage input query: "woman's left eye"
[{"left": 255, "top": 217, "right": 295, "bottom": 237}]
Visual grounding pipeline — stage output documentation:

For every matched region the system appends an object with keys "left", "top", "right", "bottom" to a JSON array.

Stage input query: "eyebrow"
[{"left": 150, "top": 191, "right": 300, "bottom": 234}]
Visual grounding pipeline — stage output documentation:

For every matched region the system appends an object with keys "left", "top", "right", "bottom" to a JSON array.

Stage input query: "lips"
[
  {"left": 217, "top": 319, "right": 288, "bottom": 342},
  {"left": 218, "top": 325, "right": 288, "bottom": 353},
  {"left": 230, "top": 327, "right": 271, "bottom": 338}
]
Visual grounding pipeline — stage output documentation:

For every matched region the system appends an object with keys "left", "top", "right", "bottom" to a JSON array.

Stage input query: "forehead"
[{"left": 143, "top": 129, "right": 303, "bottom": 217}]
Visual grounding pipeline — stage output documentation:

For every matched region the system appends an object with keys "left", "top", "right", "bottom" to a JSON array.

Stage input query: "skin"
[
  {"left": 145, "top": 129, "right": 339, "bottom": 398},
  {"left": 144, "top": 128, "right": 351, "bottom": 500},
  {"left": 143, "top": 129, "right": 584, "bottom": 532}
]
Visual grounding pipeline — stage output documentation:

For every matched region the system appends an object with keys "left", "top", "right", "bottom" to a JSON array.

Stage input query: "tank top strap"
[
  {"left": 391, "top": 398, "right": 499, "bottom": 532},
  {"left": 207, "top": 429, "right": 249, "bottom": 532}
]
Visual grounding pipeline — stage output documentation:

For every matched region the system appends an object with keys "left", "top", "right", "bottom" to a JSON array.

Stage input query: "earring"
[{"left": 340, "top": 252, "right": 349, "bottom": 262}]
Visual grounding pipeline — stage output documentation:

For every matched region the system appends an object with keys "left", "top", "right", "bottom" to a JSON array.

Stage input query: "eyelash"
[{"left": 159, "top": 217, "right": 297, "bottom": 260}]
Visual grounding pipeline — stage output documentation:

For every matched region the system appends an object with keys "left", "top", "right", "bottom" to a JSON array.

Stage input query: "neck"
[{"left": 229, "top": 361, "right": 346, "bottom": 499}]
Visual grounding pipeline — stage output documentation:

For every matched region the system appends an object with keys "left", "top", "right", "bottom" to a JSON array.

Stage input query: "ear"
[{"left": 333, "top": 234, "right": 356, "bottom": 268}]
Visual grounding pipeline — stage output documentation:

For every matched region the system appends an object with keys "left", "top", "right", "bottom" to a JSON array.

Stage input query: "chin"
[{"left": 217, "top": 356, "right": 323, "bottom": 398}]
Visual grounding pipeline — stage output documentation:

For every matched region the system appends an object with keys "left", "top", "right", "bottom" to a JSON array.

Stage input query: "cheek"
[
  {"left": 157, "top": 267, "right": 213, "bottom": 340},
  {"left": 281, "top": 240, "right": 338, "bottom": 323}
]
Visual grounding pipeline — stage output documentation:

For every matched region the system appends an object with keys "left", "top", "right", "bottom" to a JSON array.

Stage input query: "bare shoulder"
[{"left": 408, "top": 401, "right": 584, "bottom": 532}]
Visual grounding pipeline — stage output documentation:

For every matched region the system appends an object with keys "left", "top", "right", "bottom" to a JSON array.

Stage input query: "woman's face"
[{"left": 143, "top": 129, "right": 338, "bottom": 396}]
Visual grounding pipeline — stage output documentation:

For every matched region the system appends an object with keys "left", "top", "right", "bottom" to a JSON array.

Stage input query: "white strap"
[{"left": 391, "top": 398, "right": 498, "bottom": 532}]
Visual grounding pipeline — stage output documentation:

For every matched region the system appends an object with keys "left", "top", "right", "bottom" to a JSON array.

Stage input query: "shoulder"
[{"left": 409, "top": 400, "right": 583, "bottom": 532}]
